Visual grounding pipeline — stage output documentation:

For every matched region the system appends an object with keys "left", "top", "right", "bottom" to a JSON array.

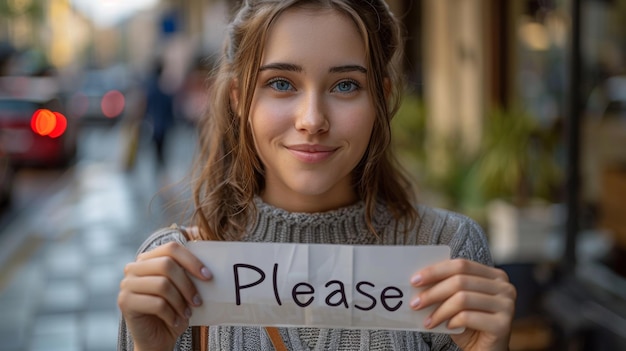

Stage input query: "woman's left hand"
[{"left": 410, "top": 259, "right": 516, "bottom": 351}]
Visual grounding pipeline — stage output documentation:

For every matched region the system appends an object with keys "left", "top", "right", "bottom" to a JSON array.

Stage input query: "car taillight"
[
  {"left": 101, "top": 90, "right": 125, "bottom": 118},
  {"left": 31, "top": 109, "right": 56, "bottom": 135},
  {"left": 49, "top": 112, "right": 68, "bottom": 138},
  {"left": 31, "top": 109, "right": 67, "bottom": 138}
]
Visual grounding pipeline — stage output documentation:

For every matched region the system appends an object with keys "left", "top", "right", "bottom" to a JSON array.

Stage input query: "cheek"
[
  {"left": 340, "top": 105, "right": 376, "bottom": 144},
  {"left": 249, "top": 100, "right": 291, "bottom": 145}
]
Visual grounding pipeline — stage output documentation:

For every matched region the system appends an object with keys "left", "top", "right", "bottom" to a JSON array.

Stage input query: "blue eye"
[
  {"left": 334, "top": 80, "right": 359, "bottom": 93},
  {"left": 268, "top": 79, "right": 294, "bottom": 92}
]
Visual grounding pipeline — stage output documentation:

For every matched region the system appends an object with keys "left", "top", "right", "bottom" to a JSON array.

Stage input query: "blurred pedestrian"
[
  {"left": 117, "top": 1, "right": 516, "bottom": 351},
  {"left": 145, "top": 58, "right": 175, "bottom": 170}
]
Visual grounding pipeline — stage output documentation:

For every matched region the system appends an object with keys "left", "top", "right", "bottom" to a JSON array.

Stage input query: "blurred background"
[{"left": 0, "top": 0, "right": 625, "bottom": 350}]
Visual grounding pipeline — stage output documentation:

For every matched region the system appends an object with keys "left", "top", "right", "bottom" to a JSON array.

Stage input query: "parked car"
[
  {"left": 0, "top": 76, "right": 78, "bottom": 167},
  {"left": 68, "top": 65, "right": 133, "bottom": 125},
  {"left": 0, "top": 146, "right": 14, "bottom": 207}
]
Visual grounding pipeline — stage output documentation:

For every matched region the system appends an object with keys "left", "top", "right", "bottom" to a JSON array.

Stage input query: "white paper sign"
[{"left": 187, "top": 241, "right": 463, "bottom": 334}]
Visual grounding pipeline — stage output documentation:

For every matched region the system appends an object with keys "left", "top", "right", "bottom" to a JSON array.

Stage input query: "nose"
[{"left": 295, "top": 93, "right": 329, "bottom": 134}]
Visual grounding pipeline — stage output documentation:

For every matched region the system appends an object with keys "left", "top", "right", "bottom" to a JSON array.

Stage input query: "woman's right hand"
[{"left": 118, "top": 242, "right": 213, "bottom": 351}]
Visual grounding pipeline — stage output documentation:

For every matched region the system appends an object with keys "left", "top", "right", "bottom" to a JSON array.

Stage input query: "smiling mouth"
[{"left": 286, "top": 145, "right": 338, "bottom": 163}]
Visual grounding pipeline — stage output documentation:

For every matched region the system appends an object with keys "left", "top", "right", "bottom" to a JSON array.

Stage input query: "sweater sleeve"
[
  {"left": 447, "top": 214, "right": 494, "bottom": 267},
  {"left": 414, "top": 207, "right": 495, "bottom": 351},
  {"left": 415, "top": 206, "right": 494, "bottom": 267},
  {"left": 116, "top": 225, "right": 195, "bottom": 351}
]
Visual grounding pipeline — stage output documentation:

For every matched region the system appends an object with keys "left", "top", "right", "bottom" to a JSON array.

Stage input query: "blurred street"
[{"left": 0, "top": 121, "right": 197, "bottom": 351}]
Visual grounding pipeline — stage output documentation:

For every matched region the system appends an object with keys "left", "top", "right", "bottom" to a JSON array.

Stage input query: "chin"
[{"left": 290, "top": 185, "right": 354, "bottom": 205}]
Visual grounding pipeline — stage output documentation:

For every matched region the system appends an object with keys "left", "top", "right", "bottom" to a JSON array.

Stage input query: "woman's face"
[{"left": 248, "top": 7, "right": 375, "bottom": 213}]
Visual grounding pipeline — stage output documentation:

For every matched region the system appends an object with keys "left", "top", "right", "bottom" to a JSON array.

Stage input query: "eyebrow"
[
  {"left": 329, "top": 65, "right": 367, "bottom": 74},
  {"left": 259, "top": 63, "right": 302, "bottom": 72},
  {"left": 259, "top": 63, "right": 367, "bottom": 74}
]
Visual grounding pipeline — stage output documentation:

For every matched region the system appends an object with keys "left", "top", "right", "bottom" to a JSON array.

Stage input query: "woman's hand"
[
  {"left": 410, "top": 259, "right": 516, "bottom": 351},
  {"left": 118, "top": 242, "right": 213, "bottom": 351}
]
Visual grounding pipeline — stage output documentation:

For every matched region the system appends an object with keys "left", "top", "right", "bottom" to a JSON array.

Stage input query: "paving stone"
[
  {"left": 84, "top": 311, "right": 120, "bottom": 351},
  {"left": 85, "top": 264, "right": 121, "bottom": 296},
  {"left": 82, "top": 229, "right": 120, "bottom": 258},
  {"left": 30, "top": 314, "right": 80, "bottom": 351},
  {"left": 44, "top": 244, "right": 86, "bottom": 279},
  {"left": 40, "top": 280, "right": 87, "bottom": 314},
  {"left": 0, "top": 334, "right": 26, "bottom": 351},
  {"left": 0, "top": 325, "right": 29, "bottom": 351},
  {"left": 0, "top": 264, "right": 42, "bottom": 348},
  {"left": 0, "top": 296, "right": 34, "bottom": 329},
  {"left": 1, "top": 264, "right": 44, "bottom": 301}
]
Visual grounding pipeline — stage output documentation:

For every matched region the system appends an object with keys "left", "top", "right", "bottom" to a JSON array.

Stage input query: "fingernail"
[
  {"left": 410, "top": 297, "right": 421, "bottom": 308},
  {"left": 411, "top": 274, "right": 422, "bottom": 285},
  {"left": 201, "top": 267, "right": 212, "bottom": 279},
  {"left": 185, "top": 308, "right": 192, "bottom": 319},
  {"left": 193, "top": 294, "right": 203, "bottom": 306},
  {"left": 424, "top": 317, "right": 432, "bottom": 328}
]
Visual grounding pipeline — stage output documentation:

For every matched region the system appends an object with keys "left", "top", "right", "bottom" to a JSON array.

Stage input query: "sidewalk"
[
  {"left": 0, "top": 124, "right": 197, "bottom": 351},
  {"left": 0, "top": 162, "right": 143, "bottom": 351}
]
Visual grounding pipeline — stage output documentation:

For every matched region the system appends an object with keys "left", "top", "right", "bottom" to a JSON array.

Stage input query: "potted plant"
[{"left": 475, "top": 106, "right": 563, "bottom": 263}]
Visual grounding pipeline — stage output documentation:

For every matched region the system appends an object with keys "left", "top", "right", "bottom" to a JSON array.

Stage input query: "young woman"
[{"left": 117, "top": 1, "right": 516, "bottom": 350}]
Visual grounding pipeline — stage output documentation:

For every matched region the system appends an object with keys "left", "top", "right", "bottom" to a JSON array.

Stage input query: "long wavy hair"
[{"left": 191, "top": 0, "right": 417, "bottom": 241}]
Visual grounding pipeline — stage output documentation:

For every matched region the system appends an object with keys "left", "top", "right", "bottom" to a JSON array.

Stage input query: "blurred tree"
[
  {"left": 0, "top": 0, "right": 43, "bottom": 19},
  {"left": 475, "top": 107, "right": 563, "bottom": 206}
]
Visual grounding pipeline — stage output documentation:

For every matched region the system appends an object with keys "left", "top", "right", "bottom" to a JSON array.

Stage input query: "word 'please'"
[{"left": 234, "top": 263, "right": 404, "bottom": 312}]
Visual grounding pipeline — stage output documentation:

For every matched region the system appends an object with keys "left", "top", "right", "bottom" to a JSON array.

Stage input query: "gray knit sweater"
[{"left": 118, "top": 198, "right": 493, "bottom": 350}]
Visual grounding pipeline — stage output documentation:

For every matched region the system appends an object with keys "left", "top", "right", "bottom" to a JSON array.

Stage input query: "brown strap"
[
  {"left": 266, "top": 326, "right": 288, "bottom": 351},
  {"left": 191, "top": 325, "right": 209, "bottom": 351},
  {"left": 192, "top": 326, "right": 287, "bottom": 351}
]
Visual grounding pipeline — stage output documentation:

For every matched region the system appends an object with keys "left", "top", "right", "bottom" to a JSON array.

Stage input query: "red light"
[
  {"left": 49, "top": 112, "right": 67, "bottom": 138},
  {"left": 101, "top": 90, "right": 125, "bottom": 118},
  {"left": 30, "top": 109, "right": 67, "bottom": 138},
  {"left": 31, "top": 109, "right": 57, "bottom": 136}
]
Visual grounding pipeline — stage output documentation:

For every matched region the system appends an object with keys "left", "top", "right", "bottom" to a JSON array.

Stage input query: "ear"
[{"left": 230, "top": 79, "right": 240, "bottom": 115}]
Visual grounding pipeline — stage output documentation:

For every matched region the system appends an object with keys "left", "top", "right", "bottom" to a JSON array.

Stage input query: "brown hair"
[{"left": 191, "top": 0, "right": 417, "bottom": 240}]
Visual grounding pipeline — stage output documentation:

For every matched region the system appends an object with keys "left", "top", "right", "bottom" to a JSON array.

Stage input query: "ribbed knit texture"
[{"left": 118, "top": 198, "right": 493, "bottom": 350}]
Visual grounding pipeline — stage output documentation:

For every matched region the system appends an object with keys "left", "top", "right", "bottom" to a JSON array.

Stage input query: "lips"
[{"left": 286, "top": 144, "right": 338, "bottom": 163}]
